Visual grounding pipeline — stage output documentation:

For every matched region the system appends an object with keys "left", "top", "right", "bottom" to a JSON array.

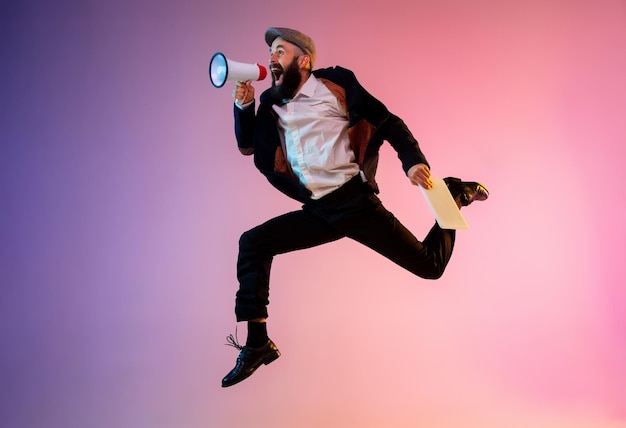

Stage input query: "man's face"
[{"left": 269, "top": 37, "right": 306, "bottom": 99}]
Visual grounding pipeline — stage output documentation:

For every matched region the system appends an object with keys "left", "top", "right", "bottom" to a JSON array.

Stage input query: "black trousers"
[{"left": 235, "top": 175, "right": 456, "bottom": 321}]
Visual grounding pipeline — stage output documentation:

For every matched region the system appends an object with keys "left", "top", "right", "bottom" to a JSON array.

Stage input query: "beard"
[{"left": 270, "top": 58, "right": 303, "bottom": 101}]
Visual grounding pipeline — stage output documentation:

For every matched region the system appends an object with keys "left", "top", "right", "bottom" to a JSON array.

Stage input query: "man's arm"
[
  {"left": 379, "top": 113, "right": 432, "bottom": 188},
  {"left": 331, "top": 67, "right": 432, "bottom": 188},
  {"left": 234, "top": 103, "right": 255, "bottom": 155},
  {"left": 233, "top": 81, "right": 255, "bottom": 155},
  {"left": 315, "top": 66, "right": 433, "bottom": 188}
]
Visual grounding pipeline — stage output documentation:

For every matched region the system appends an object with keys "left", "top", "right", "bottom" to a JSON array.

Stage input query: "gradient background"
[{"left": 2, "top": 0, "right": 626, "bottom": 427}]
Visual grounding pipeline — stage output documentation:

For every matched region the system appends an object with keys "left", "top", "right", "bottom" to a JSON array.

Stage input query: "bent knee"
[
  {"left": 417, "top": 266, "right": 445, "bottom": 280},
  {"left": 423, "top": 271, "right": 444, "bottom": 280},
  {"left": 239, "top": 229, "right": 255, "bottom": 250}
]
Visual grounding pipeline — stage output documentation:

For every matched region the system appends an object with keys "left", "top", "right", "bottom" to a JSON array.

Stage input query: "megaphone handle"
[
  {"left": 234, "top": 81, "right": 250, "bottom": 106},
  {"left": 239, "top": 84, "right": 249, "bottom": 106}
]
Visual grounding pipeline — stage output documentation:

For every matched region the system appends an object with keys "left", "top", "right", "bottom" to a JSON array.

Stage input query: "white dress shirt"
[{"left": 272, "top": 74, "right": 360, "bottom": 199}]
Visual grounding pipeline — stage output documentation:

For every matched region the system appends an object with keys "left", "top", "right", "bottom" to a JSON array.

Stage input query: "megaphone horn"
[{"left": 209, "top": 52, "right": 268, "bottom": 88}]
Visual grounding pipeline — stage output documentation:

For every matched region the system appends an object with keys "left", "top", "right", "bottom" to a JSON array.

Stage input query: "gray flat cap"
[{"left": 265, "top": 27, "right": 317, "bottom": 67}]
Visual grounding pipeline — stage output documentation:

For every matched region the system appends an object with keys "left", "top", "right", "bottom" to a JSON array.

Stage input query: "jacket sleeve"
[
  {"left": 378, "top": 113, "right": 430, "bottom": 173},
  {"left": 234, "top": 102, "right": 255, "bottom": 155}
]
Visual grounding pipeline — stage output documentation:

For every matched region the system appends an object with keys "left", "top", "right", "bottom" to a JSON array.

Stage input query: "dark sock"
[{"left": 246, "top": 322, "right": 268, "bottom": 348}]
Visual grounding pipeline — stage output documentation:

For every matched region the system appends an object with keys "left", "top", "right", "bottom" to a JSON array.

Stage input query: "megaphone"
[{"left": 209, "top": 52, "right": 267, "bottom": 88}]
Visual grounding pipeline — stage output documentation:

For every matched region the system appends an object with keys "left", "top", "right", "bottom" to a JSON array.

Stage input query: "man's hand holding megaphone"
[
  {"left": 233, "top": 81, "right": 255, "bottom": 107},
  {"left": 209, "top": 52, "right": 266, "bottom": 106}
]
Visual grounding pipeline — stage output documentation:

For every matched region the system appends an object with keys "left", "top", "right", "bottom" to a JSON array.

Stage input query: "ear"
[{"left": 299, "top": 55, "right": 311, "bottom": 70}]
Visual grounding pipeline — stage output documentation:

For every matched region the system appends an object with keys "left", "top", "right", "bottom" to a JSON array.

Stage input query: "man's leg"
[
  {"left": 307, "top": 188, "right": 455, "bottom": 280},
  {"left": 235, "top": 209, "right": 344, "bottom": 321},
  {"left": 222, "top": 177, "right": 488, "bottom": 387},
  {"left": 309, "top": 176, "right": 488, "bottom": 280},
  {"left": 222, "top": 209, "right": 343, "bottom": 388},
  {"left": 347, "top": 198, "right": 456, "bottom": 280}
]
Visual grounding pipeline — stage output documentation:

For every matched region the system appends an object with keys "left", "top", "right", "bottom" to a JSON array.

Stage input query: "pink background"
[{"left": 2, "top": 0, "right": 625, "bottom": 427}]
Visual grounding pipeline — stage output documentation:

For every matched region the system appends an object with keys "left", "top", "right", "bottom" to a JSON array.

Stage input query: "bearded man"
[{"left": 221, "top": 27, "right": 488, "bottom": 387}]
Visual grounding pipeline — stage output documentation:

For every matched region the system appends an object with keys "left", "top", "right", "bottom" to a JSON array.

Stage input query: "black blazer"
[{"left": 234, "top": 66, "right": 429, "bottom": 203}]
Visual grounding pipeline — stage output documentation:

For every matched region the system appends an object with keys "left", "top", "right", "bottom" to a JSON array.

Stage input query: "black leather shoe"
[
  {"left": 221, "top": 336, "right": 281, "bottom": 388},
  {"left": 444, "top": 177, "right": 489, "bottom": 207}
]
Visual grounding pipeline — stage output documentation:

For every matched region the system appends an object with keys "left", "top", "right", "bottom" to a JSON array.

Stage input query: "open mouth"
[{"left": 271, "top": 66, "right": 284, "bottom": 85}]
